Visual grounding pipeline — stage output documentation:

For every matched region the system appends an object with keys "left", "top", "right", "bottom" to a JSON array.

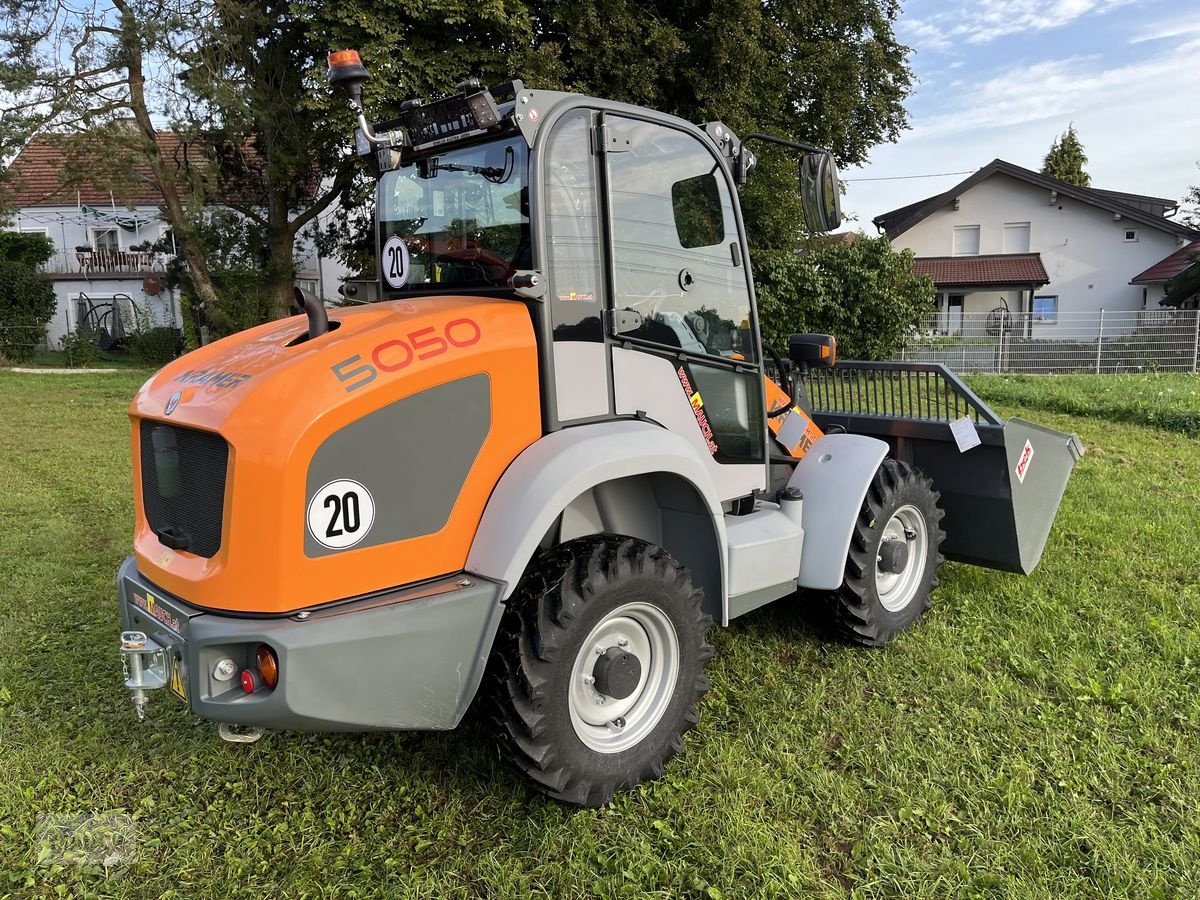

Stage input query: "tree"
[
  {"left": 1041, "top": 124, "right": 1091, "bottom": 187},
  {"left": 0, "top": 0, "right": 227, "bottom": 327},
  {"left": 1180, "top": 163, "right": 1199, "bottom": 230},
  {"left": 316, "top": 0, "right": 915, "bottom": 267},
  {"left": 0, "top": 231, "right": 56, "bottom": 361},
  {"left": 753, "top": 234, "right": 935, "bottom": 360}
]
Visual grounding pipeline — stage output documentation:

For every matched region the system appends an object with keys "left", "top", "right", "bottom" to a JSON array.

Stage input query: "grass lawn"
[{"left": 1, "top": 370, "right": 1199, "bottom": 898}]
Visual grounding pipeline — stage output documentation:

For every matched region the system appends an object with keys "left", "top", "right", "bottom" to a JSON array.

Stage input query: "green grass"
[
  {"left": 967, "top": 372, "right": 1200, "bottom": 436},
  {"left": 2, "top": 371, "right": 1200, "bottom": 898}
]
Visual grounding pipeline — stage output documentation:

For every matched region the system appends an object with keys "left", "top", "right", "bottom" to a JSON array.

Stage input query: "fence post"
[
  {"left": 1095, "top": 308, "right": 1105, "bottom": 375},
  {"left": 1192, "top": 309, "right": 1200, "bottom": 374}
]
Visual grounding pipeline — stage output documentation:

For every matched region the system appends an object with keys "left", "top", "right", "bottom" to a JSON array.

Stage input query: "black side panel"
[{"left": 140, "top": 423, "right": 229, "bottom": 558}]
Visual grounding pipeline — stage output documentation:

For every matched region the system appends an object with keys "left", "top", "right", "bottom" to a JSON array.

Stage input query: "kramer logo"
[
  {"left": 165, "top": 391, "right": 182, "bottom": 416},
  {"left": 1014, "top": 439, "right": 1035, "bottom": 484},
  {"left": 132, "top": 592, "right": 182, "bottom": 635}
]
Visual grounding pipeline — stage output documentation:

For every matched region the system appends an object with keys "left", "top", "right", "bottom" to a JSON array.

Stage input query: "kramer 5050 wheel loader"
[{"left": 116, "top": 51, "right": 1084, "bottom": 806}]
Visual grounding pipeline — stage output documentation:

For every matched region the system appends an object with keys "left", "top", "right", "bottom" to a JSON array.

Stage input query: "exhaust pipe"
[{"left": 293, "top": 286, "right": 329, "bottom": 340}]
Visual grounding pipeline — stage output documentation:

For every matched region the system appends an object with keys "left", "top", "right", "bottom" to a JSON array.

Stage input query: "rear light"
[
  {"left": 240, "top": 670, "right": 260, "bottom": 693},
  {"left": 255, "top": 644, "right": 279, "bottom": 689}
]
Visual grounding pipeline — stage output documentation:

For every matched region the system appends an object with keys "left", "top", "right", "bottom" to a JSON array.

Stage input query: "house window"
[
  {"left": 1003, "top": 222, "right": 1030, "bottom": 254},
  {"left": 1032, "top": 295, "right": 1058, "bottom": 323},
  {"left": 952, "top": 225, "right": 980, "bottom": 256},
  {"left": 1123, "top": 229, "right": 1138, "bottom": 242},
  {"left": 91, "top": 227, "right": 119, "bottom": 255}
]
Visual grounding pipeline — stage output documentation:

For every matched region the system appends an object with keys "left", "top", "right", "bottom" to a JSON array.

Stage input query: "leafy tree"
[
  {"left": 0, "top": 231, "right": 56, "bottom": 361},
  {"left": 1162, "top": 250, "right": 1200, "bottom": 309},
  {"left": 1180, "top": 164, "right": 1199, "bottom": 230},
  {"left": 1041, "top": 124, "right": 1091, "bottom": 187},
  {"left": 0, "top": 0, "right": 227, "bottom": 326},
  {"left": 753, "top": 234, "right": 935, "bottom": 360}
]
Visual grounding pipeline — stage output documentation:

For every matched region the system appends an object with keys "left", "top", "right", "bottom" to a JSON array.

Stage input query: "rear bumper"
[{"left": 116, "top": 556, "right": 504, "bottom": 731}]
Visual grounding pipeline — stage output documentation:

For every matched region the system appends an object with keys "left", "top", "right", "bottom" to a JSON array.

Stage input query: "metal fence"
[{"left": 899, "top": 309, "right": 1200, "bottom": 374}]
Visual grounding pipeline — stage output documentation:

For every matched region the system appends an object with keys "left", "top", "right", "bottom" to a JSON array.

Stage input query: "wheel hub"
[
  {"left": 567, "top": 603, "right": 680, "bottom": 754},
  {"left": 877, "top": 538, "right": 909, "bottom": 574},
  {"left": 875, "top": 504, "right": 928, "bottom": 613},
  {"left": 592, "top": 647, "right": 642, "bottom": 700}
]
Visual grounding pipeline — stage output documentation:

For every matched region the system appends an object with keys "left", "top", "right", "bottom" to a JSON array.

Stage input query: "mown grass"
[
  {"left": 1, "top": 371, "right": 1199, "bottom": 898},
  {"left": 967, "top": 372, "right": 1200, "bottom": 437}
]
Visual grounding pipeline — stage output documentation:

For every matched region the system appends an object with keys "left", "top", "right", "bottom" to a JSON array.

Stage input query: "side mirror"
[
  {"left": 799, "top": 152, "right": 842, "bottom": 232},
  {"left": 789, "top": 333, "right": 836, "bottom": 370}
]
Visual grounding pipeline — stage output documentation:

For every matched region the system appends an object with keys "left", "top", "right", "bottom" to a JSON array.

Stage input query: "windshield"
[{"left": 377, "top": 136, "right": 529, "bottom": 291}]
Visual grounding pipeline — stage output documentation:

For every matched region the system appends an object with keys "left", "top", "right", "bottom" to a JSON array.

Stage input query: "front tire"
[
  {"left": 826, "top": 460, "right": 946, "bottom": 647},
  {"left": 485, "top": 536, "right": 713, "bottom": 806}
]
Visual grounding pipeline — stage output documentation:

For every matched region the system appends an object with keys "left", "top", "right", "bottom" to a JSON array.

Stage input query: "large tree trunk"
[
  {"left": 267, "top": 189, "right": 297, "bottom": 320},
  {"left": 116, "top": 0, "right": 223, "bottom": 343}
]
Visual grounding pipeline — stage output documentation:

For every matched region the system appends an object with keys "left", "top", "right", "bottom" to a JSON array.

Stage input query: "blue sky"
[{"left": 842, "top": 0, "right": 1200, "bottom": 229}]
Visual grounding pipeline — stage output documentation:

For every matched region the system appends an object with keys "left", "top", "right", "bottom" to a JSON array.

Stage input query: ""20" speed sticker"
[{"left": 308, "top": 479, "right": 375, "bottom": 550}]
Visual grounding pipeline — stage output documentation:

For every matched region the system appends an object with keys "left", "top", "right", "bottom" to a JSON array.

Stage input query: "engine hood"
[{"left": 129, "top": 296, "right": 541, "bottom": 614}]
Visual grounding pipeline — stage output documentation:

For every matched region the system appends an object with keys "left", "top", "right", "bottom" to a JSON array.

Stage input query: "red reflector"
[{"left": 240, "top": 670, "right": 257, "bottom": 693}]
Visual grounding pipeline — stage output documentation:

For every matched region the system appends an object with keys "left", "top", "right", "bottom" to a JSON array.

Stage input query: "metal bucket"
[{"left": 803, "top": 362, "right": 1085, "bottom": 576}]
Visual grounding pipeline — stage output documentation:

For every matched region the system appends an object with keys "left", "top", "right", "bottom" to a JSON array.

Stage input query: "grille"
[{"left": 139, "top": 421, "right": 229, "bottom": 558}]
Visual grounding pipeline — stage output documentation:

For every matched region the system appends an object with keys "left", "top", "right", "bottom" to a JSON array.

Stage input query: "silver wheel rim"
[
  {"left": 876, "top": 504, "right": 928, "bottom": 613},
  {"left": 568, "top": 601, "right": 680, "bottom": 754}
]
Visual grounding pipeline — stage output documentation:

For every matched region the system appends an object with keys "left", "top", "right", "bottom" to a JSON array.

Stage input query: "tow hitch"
[{"left": 119, "top": 631, "right": 169, "bottom": 721}]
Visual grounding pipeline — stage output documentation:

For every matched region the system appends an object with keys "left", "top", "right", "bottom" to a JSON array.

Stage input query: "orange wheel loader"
[{"left": 117, "top": 51, "right": 1084, "bottom": 806}]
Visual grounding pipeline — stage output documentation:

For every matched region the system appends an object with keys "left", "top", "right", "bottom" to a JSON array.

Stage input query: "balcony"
[{"left": 40, "top": 248, "right": 168, "bottom": 278}]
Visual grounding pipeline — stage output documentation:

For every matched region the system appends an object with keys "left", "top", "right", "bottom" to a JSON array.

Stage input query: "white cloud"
[
  {"left": 1129, "top": 13, "right": 1200, "bottom": 44},
  {"left": 900, "top": 0, "right": 1132, "bottom": 49},
  {"left": 842, "top": 31, "right": 1200, "bottom": 225}
]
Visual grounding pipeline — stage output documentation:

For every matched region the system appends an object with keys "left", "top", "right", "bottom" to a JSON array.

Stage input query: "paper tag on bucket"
[{"left": 949, "top": 417, "right": 981, "bottom": 453}]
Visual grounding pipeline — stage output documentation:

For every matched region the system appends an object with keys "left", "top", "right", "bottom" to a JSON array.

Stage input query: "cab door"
[{"left": 601, "top": 114, "right": 766, "bottom": 501}]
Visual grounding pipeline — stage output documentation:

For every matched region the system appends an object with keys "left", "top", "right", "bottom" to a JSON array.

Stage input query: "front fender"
[
  {"left": 789, "top": 433, "right": 889, "bottom": 590},
  {"left": 466, "top": 420, "right": 727, "bottom": 609}
]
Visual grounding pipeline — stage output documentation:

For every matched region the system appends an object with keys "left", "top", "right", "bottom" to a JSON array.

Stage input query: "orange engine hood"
[{"left": 130, "top": 296, "right": 541, "bottom": 614}]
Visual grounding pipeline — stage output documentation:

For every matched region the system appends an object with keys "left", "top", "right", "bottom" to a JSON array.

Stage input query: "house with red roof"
[
  {"left": 874, "top": 159, "right": 1197, "bottom": 335},
  {"left": 1131, "top": 239, "right": 1200, "bottom": 310},
  {"left": 3, "top": 132, "right": 336, "bottom": 349}
]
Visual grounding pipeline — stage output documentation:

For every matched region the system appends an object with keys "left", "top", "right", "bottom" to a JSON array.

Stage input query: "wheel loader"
[{"left": 116, "top": 51, "right": 1084, "bottom": 806}]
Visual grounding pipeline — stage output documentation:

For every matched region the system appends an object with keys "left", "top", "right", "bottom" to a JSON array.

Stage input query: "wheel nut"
[
  {"left": 617, "top": 637, "right": 629, "bottom": 648},
  {"left": 596, "top": 695, "right": 606, "bottom": 705},
  {"left": 582, "top": 674, "right": 595, "bottom": 686},
  {"left": 594, "top": 644, "right": 606, "bottom": 656},
  {"left": 612, "top": 717, "right": 626, "bottom": 729}
]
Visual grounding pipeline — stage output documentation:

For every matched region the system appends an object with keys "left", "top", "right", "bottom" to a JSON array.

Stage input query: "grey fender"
[
  {"left": 466, "top": 420, "right": 728, "bottom": 622},
  {"left": 789, "top": 433, "right": 890, "bottom": 591}
]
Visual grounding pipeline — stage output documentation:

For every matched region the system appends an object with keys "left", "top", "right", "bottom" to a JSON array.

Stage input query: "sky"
[{"left": 841, "top": 0, "right": 1200, "bottom": 231}]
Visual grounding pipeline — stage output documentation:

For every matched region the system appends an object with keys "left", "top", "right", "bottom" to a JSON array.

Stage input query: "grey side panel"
[
  {"left": 554, "top": 341, "right": 610, "bottom": 421},
  {"left": 723, "top": 503, "right": 804, "bottom": 596},
  {"left": 611, "top": 347, "right": 765, "bottom": 502},
  {"left": 789, "top": 433, "right": 889, "bottom": 591},
  {"left": 305, "top": 374, "right": 490, "bottom": 557},
  {"left": 119, "top": 557, "right": 502, "bottom": 731},
  {"left": 465, "top": 420, "right": 727, "bottom": 615},
  {"left": 1003, "top": 418, "right": 1084, "bottom": 574}
]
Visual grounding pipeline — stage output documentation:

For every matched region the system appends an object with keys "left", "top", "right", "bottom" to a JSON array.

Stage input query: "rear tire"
[
  {"left": 826, "top": 460, "right": 945, "bottom": 647},
  {"left": 485, "top": 536, "right": 713, "bottom": 806}
]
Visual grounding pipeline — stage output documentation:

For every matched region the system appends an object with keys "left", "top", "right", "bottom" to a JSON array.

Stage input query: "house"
[
  {"left": 1131, "top": 239, "right": 1200, "bottom": 310},
  {"left": 874, "top": 159, "right": 1198, "bottom": 334},
  {"left": 3, "top": 133, "right": 341, "bottom": 351}
]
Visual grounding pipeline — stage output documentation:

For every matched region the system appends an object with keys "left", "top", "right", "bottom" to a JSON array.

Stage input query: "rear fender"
[{"left": 466, "top": 420, "right": 727, "bottom": 622}]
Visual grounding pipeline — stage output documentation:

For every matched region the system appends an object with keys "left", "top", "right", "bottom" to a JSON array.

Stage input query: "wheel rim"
[
  {"left": 568, "top": 602, "right": 680, "bottom": 754},
  {"left": 875, "top": 504, "right": 928, "bottom": 613}
]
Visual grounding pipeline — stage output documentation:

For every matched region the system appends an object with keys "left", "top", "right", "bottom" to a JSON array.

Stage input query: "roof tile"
[
  {"left": 913, "top": 253, "right": 1050, "bottom": 287},
  {"left": 1130, "top": 240, "right": 1200, "bottom": 284}
]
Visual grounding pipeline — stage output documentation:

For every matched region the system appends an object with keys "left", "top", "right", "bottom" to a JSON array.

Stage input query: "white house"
[
  {"left": 874, "top": 159, "right": 1198, "bottom": 335},
  {"left": 4, "top": 133, "right": 343, "bottom": 350}
]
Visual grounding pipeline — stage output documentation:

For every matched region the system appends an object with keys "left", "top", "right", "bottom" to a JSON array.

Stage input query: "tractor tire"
[
  {"left": 485, "top": 535, "right": 714, "bottom": 806},
  {"left": 826, "top": 459, "right": 946, "bottom": 647}
]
